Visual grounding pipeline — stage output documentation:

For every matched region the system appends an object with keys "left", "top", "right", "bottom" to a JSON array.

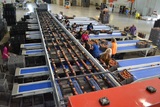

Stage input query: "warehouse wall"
[
  {"left": 134, "top": 0, "right": 160, "bottom": 15},
  {"left": 0, "top": 0, "right": 15, "bottom": 3}
]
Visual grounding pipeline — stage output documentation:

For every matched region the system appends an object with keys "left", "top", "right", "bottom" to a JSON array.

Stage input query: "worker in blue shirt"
[
  {"left": 87, "top": 23, "right": 93, "bottom": 31},
  {"left": 91, "top": 40, "right": 100, "bottom": 59}
]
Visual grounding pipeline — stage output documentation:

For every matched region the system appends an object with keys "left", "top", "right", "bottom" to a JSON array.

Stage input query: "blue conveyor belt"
[
  {"left": 20, "top": 66, "right": 48, "bottom": 74},
  {"left": 24, "top": 43, "right": 42, "bottom": 47},
  {"left": 26, "top": 50, "right": 44, "bottom": 54},
  {"left": 56, "top": 81, "right": 63, "bottom": 100},
  {"left": 72, "top": 79, "right": 83, "bottom": 94},
  {"left": 118, "top": 45, "right": 137, "bottom": 51},
  {"left": 19, "top": 81, "right": 52, "bottom": 92},
  {"left": 90, "top": 78, "right": 101, "bottom": 91},
  {"left": 116, "top": 40, "right": 139, "bottom": 44},
  {"left": 131, "top": 66, "right": 160, "bottom": 80},
  {"left": 118, "top": 56, "right": 160, "bottom": 68},
  {"left": 100, "top": 40, "right": 151, "bottom": 54}
]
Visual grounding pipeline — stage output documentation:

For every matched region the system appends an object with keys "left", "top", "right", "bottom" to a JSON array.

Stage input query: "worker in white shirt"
[{"left": 58, "top": 12, "right": 63, "bottom": 22}]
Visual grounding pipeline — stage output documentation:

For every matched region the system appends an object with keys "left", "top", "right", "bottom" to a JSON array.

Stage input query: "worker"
[
  {"left": 100, "top": 48, "right": 112, "bottom": 67},
  {"left": 130, "top": 24, "right": 136, "bottom": 36},
  {"left": 112, "top": 5, "right": 114, "bottom": 13},
  {"left": 111, "top": 38, "right": 117, "bottom": 58},
  {"left": 81, "top": 31, "right": 89, "bottom": 42},
  {"left": 91, "top": 40, "right": 100, "bottom": 59},
  {"left": 76, "top": 28, "right": 83, "bottom": 39},
  {"left": 58, "top": 12, "right": 63, "bottom": 22},
  {"left": 84, "top": 40, "right": 92, "bottom": 54},
  {"left": 87, "top": 23, "right": 93, "bottom": 31},
  {"left": 1, "top": 42, "right": 10, "bottom": 63},
  {"left": 64, "top": 19, "right": 71, "bottom": 30},
  {"left": 71, "top": 23, "right": 77, "bottom": 31},
  {"left": 99, "top": 40, "right": 108, "bottom": 52}
]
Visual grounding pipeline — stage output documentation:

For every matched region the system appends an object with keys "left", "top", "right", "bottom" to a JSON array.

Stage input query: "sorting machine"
[{"left": 11, "top": 10, "right": 121, "bottom": 107}]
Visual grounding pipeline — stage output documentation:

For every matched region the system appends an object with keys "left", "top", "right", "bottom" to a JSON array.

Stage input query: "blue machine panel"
[
  {"left": 20, "top": 67, "right": 49, "bottom": 74},
  {"left": 118, "top": 56, "right": 160, "bottom": 67},
  {"left": 131, "top": 67, "right": 160, "bottom": 80},
  {"left": 26, "top": 50, "right": 44, "bottom": 54},
  {"left": 24, "top": 44, "right": 42, "bottom": 47},
  {"left": 19, "top": 81, "right": 52, "bottom": 92}
]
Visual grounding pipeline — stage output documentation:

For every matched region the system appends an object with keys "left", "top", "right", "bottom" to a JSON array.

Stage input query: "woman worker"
[
  {"left": 1, "top": 42, "right": 10, "bottom": 63},
  {"left": 100, "top": 48, "right": 112, "bottom": 67},
  {"left": 111, "top": 38, "right": 117, "bottom": 58}
]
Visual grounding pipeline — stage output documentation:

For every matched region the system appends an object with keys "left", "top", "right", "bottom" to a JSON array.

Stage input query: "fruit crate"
[
  {"left": 108, "top": 59, "right": 119, "bottom": 72},
  {"left": 118, "top": 69, "right": 133, "bottom": 85},
  {"left": 136, "top": 40, "right": 152, "bottom": 48}
]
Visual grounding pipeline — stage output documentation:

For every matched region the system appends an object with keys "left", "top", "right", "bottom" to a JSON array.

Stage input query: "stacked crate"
[
  {"left": 82, "top": 0, "right": 90, "bottom": 7},
  {"left": 154, "top": 19, "right": 160, "bottom": 27},
  {"left": 0, "top": 18, "right": 7, "bottom": 41},
  {"left": 3, "top": 4, "right": 16, "bottom": 26},
  {"left": 149, "top": 27, "right": 160, "bottom": 49},
  {"left": 8, "top": 55, "right": 25, "bottom": 74},
  {"left": 10, "top": 21, "right": 28, "bottom": 54}
]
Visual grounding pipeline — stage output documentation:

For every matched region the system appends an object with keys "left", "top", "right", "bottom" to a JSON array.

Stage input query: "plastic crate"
[
  {"left": 121, "top": 31, "right": 127, "bottom": 36},
  {"left": 108, "top": 59, "right": 119, "bottom": 72},
  {"left": 138, "top": 32, "right": 146, "bottom": 38},
  {"left": 0, "top": 79, "right": 8, "bottom": 92},
  {"left": 136, "top": 40, "right": 151, "bottom": 48},
  {"left": 118, "top": 69, "right": 133, "bottom": 85}
]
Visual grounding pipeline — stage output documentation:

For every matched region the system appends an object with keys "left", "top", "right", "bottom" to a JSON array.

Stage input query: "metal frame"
[
  {"left": 12, "top": 80, "right": 52, "bottom": 98},
  {"left": 36, "top": 10, "right": 61, "bottom": 107}
]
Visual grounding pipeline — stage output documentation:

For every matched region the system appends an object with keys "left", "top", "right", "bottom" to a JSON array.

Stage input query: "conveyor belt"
[
  {"left": 20, "top": 43, "right": 42, "bottom": 49},
  {"left": 12, "top": 80, "right": 53, "bottom": 98},
  {"left": 25, "top": 31, "right": 40, "bottom": 35},
  {"left": 76, "top": 25, "right": 111, "bottom": 31},
  {"left": 34, "top": 11, "right": 120, "bottom": 106},
  {"left": 26, "top": 34, "right": 41, "bottom": 40},
  {"left": 68, "top": 17, "right": 90, "bottom": 21},
  {"left": 15, "top": 66, "right": 49, "bottom": 77},
  {"left": 69, "top": 20, "right": 99, "bottom": 25},
  {"left": 99, "top": 40, "right": 153, "bottom": 56},
  {"left": 130, "top": 66, "right": 160, "bottom": 80},
  {"left": 22, "top": 49, "right": 45, "bottom": 56},
  {"left": 118, "top": 55, "right": 160, "bottom": 70},
  {"left": 89, "top": 33, "right": 127, "bottom": 40}
]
